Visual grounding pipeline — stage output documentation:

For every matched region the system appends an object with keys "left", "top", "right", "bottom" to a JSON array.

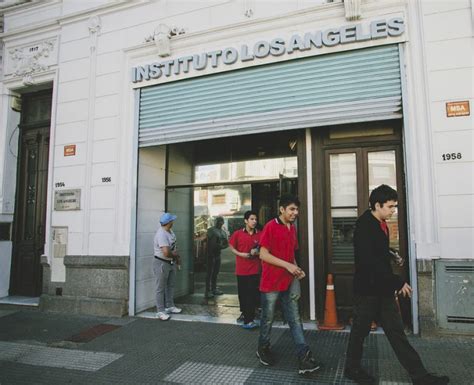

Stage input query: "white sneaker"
[
  {"left": 165, "top": 306, "right": 182, "bottom": 314},
  {"left": 156, "top": 311, "right": 170, "bottom": 321}
]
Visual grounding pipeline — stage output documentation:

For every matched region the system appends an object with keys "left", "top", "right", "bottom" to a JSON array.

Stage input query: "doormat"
[{"left": 65, "top": 324, "right": 121, "bottom": 343}]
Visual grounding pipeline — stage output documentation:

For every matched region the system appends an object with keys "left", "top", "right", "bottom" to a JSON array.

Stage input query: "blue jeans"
[{"left": 258, "top": 279, "right": 309, "bottom": 358}]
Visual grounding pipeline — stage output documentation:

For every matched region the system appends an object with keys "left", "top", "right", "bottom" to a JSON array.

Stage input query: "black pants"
[
  {"left": 205, "top": 254, "right": 221, "bottom": 294},
  {"left": 237, "top": 274, "right": 260, "bottom": 323},
  {"left": 346, "top": 295, "right": 428, "bottom": 380}
]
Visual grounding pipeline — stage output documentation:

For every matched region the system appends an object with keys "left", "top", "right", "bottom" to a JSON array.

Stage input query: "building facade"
[{"left": 0, "top": 0, "right": 472, "bottom": 335}]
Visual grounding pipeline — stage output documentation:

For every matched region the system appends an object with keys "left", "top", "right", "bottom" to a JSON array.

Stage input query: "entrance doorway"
[
  {"left": 315, "top": 122, "right": 410, "bottom": 325},
  {"left": 10, "top": 91, "right": 52, "bottom": 297},
  {"left": 135, "top": 131, "right": 301, "bottom": 317}
]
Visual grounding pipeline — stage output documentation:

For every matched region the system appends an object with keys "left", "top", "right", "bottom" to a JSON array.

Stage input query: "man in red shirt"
[
  {"left": 256, "top": 194, "right": 321, "bottom": 375},
  {"left": 229, "top": 210, "right": 261, "bottom": 329}
]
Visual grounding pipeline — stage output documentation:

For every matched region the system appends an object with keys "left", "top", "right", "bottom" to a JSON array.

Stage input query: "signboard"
[
  {"left": 64, "top": 144, "right": 76, "bottom": 156},
  {"left": 132, "top": 17, "right": 405, "bottom": 83},
  {"left": 446, "top": 101, "right": 470, "bottom": 117},
  {"left": 54, "top": 189, "right": 81, "bottom": 211}
]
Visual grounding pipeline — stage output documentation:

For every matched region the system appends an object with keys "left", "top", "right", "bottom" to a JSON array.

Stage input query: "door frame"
[{"left": 312, "top": 121, "right": 409, "bottom": 323}]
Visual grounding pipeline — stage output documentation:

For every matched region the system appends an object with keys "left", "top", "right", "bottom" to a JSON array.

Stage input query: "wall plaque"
[
  {"left": 446, "top": 101, "right": 470, "bottom": 117},
  {"left": 64, "top": 144, "right": 76, "bottom": 156},
  {"left": 54, "top": 189, "right": 81, "bottom": 211}
]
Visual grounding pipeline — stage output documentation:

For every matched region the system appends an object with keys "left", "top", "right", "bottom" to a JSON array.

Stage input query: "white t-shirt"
[{"left": 153, "top": 227, "right": 176, "bottom": 260}]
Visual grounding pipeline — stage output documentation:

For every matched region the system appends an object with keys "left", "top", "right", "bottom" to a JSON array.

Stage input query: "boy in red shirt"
[
  {"left": 256, "top": 194, "right": 321, "bottom": 375},
  {"left": 229, "top": 210, "right": 261, "bottom": 329}
]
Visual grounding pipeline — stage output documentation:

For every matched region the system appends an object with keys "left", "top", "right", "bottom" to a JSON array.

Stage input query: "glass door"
[{"left": 325, "top": 146, "right": 407, "bottom": 322}]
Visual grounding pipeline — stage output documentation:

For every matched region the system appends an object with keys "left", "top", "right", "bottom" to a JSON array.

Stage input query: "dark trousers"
[
  {"left": 346, "top": 295, "right": 428, "bottom": 380},
  {"left": 237, "top": 274, "right": 260, "bottom": 323},
  {"left": 205, "top": 254, "right": 221, "bottom": 294}
]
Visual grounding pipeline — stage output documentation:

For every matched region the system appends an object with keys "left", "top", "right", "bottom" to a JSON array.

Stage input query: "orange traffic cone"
[{"left": 318, "top": 273, "right": 344, "bottom": 330}]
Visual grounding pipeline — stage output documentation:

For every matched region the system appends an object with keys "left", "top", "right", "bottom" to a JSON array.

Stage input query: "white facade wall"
[
  {"left": 0, "top": 0, "right": 472, "bottom": 323},
  {"left": 421, "top": 0, "right": 474, "bottom": 260}
]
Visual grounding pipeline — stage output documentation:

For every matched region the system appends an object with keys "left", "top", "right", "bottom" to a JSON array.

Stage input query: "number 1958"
[{"left": 442, "top": 153, "right": 462, "bottom": 161}]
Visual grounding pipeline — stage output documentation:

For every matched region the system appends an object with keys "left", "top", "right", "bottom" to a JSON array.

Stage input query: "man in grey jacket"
[{"left": 205, "top": 216, "right": 228, "bottom": 299}]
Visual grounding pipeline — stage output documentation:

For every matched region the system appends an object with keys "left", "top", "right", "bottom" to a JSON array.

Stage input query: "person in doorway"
[
  {"left": 256, "top": 194, "right": 321, "bottom": 375},
  {"left": 205, "top": 216, "right": 229, "bottom": 298},
  {"left": 345, "top": 184, "right": 449, "bottom": 385},
  {"left": 153, "top": 212, "right": 182, "bottom": 321},
  {"left": 229, "top": 210, "right": 262, "bottom": 329}
]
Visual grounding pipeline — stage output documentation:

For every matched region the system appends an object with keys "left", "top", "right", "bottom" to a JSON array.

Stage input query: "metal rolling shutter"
[{"left": 138, "top": 44, "right": 402, "bottom": 147}]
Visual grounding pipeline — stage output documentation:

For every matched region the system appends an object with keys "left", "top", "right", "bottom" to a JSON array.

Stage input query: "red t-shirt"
[
  {"left": 229, "top": 229, "right": 261, "bottom": 276},
  {"left": 259, "top": 218, "right": 299, "bottom": 292}
]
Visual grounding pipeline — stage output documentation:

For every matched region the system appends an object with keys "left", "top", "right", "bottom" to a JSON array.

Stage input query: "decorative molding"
[
  {"left": 8, "top": 39, "right": 55, "bottom": 85},
  {"left": 344, "top": 0, "right": 362, "bottom": 20},
  {"left": 88, "top": 15, "right": 101, "bottom": 52},
  {"left": 144, "top": 24, "right": 186, "bottom": 57}
]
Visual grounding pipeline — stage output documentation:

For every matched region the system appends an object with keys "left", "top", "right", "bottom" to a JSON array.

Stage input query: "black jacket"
[{"left": 353, "top": 209, "right": 404, "bottom": 297}]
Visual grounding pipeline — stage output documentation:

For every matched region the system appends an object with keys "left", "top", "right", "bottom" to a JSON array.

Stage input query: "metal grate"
[
  {"left": 436, "top": 260, "right": 474, "bottom": 332},
  {"left": 447, "top": 316, "right": 474, "bottom": 324},
  {"left": 446, "top": 265, "right": 474, "bottom": 273}
]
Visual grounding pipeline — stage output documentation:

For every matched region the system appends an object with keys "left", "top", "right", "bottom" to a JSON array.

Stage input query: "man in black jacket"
[{"left": 344, "top": 185, "right": 449, "bottom": 385}]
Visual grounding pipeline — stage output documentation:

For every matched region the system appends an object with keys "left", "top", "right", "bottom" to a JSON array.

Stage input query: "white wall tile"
[
  {"left": 90, "top": 186, "right": 116, "bottom": 209},
  {"left": 440, "top": 227, "right": 474, "bottom": 258},
  {"left": 89, "top": 209, "right": 115, "bottom": 233},
  {"left": 97, "top": 30, "right": 124, "bottom": 55},
  {"left": 55, "top": 121, "right": 88, "bottom": 145},
  {"left": 60, "top": 21, "right": 90, "bottom": 44},
  {"left": 52, "top": 211, "right": 84, "bottom": 233},
  {"left": 92, "top": 139, "right": 117, "bottom": 163},
  {"left": 88, "top": 232, "right": 114, "bottom": 255},
  {"left": 66, "top": 232, "right": 83, "bottom": 255},
  {"left": 93, "top": 116, "right": 120, "bottom": 141},
  {"left": 426, "top": 38, "right": 472, "bottom": 71},
  {"left": 96, "top": 51, "right": 123, "bottom": 75},
  {"left": 94, "top": 94, "right": 119, "bottom": 119},
  {"left": 423, "top": 8, "right": 473, "bottom": 42},
  {"left": 59, "top": 58, "right": 90, "bottom": 83},
  {"left": 56, "top": 100, "right": 89, "bottom": 124},
  {"left": 436, "top": 162, "right": 474, "bottom": 195},
  {"left": 60, "top": 38, "right": 91, "bottom": 63},
  {"left": 95, "top": 72, "right": 121, "bottom": 97},
  {"left": 428, "top": 68, "right": 474, "bottom": 102},
  {"left": 438, "top": 194, "right": 474, "bottom": 228},
  {"left": 422, "top": 0, "right": 471, "bottom": 15},
  {"left": 57, "top": 79, "right": 89, "bottom": 103}
]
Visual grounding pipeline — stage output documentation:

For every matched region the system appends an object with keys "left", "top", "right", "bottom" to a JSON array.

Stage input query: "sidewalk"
[{"left": 0, "top": 310, "right": 472, "bottom": 385}]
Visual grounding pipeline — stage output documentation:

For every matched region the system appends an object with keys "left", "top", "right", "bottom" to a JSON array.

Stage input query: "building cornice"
[{"left": 0, "top": 0, "right": 140, "bottom": 39}]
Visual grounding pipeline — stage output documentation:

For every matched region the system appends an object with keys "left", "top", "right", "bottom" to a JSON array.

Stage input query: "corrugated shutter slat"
[{"left": 138, "top": 45, "right": 402, "bottom": 146}]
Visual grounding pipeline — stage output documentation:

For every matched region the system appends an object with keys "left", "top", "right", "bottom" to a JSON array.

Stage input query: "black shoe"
[
  {"left": 256, "top": 345, "right": 275, "bottom": 366},
  {"left": 344, "top": 367, "right": 376, "bottom": 384},
  {"left": 298, "top": 350, "right": 321, "bottom": 375},
  {"left": 213, "top": 289, "right": 224, "bottom": 296},
  {"left": 236, "top": 313, "right": 244, "bottom": 324},
  {"left": 412, "top": 373, "right": 450, "bottom": 385}
]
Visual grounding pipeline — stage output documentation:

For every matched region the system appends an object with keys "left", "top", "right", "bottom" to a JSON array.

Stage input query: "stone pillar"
[
  {"left": 40, "top": 255, "right": 129, "bottom": 317},
  {"left": 417, "top": 259, "right": 436, "bottom": 335}
]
